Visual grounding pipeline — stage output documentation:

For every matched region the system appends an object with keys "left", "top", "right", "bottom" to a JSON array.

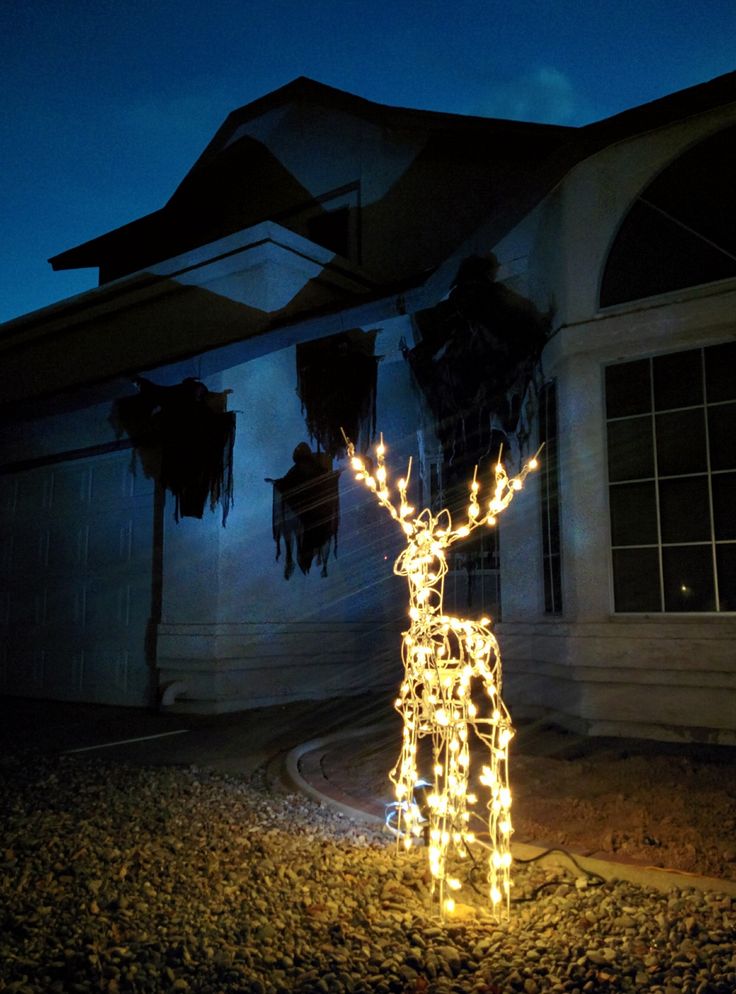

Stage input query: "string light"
[{"left": 345, "top": 432, "right": 539, "bottom": 919}]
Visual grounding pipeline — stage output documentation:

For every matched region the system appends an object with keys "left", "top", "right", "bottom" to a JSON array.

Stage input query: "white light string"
[{"left": 346, "top": 432, "right": 539, "bottom": 918}]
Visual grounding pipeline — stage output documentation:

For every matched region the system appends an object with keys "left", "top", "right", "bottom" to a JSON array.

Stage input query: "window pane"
[
  {"left": 606, "top": 345, "right": 736, "bottom": 614},
  {"left": 607, "top": 416, "right": 653, "bottom": 482},
  {"left": 713, "top": 473, "right": 736, "bottom": 541},
  {"left": 716, "top": 545, "right": 736, "bottom": 611},
  {"left": 599, "top": 126, "right": 736, "bottom": 308},
  {"left": 663, "top": 545, "right": 715, "bottom": 612},
  {"left": 540, "top": 381, "right": 558, "bottom": 441},
  {"left": 656, "top": 409, "right": 707, "bottom": 476},
  {"left": 708, "top": 402, "right": 736, "bottom": 471},
  {"left": 659, "top": 476, "right": 711, "bottom": 544},
  {"left": 605, "top": 360, "right": 651, "bottom": 418},
  {"left": 612, "top": 548, "right": 661, "bottom": 612},
  {"left": 544, "top": 554, "right": 562, "bottom": 614},
  {"left": 653, "top": 349, "right": 703, "bottom": 410},
  {"left": 541, "top": 498, "right": 560, "bottom": 557},
  {"left": 609, "top": 481, "right": 658, "bottom": 546},
  {"left": 705, "top": 342, "right": 736, "bottom": 403},
  {"left": 600, "top": 200, "right": 736, "bottom": 308}
]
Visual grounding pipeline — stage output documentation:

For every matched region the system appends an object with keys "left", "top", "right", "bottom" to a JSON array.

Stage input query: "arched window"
[{"left": 600, "top": 125, "right": 736, "bottom": 308}]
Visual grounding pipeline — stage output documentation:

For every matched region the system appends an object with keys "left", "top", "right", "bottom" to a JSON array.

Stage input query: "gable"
[{"left": 49, "top": 79, "right": 572, "bottom": 289}]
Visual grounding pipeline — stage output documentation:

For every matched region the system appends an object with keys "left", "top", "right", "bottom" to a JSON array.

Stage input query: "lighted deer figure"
[{"left": 345, "top": 433, "right": 539, "bottom": 918}]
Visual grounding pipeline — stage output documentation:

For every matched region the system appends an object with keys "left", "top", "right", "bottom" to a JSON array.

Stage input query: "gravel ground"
[{"left": 1, "top": 754, "right": 735, "bottom": 994}]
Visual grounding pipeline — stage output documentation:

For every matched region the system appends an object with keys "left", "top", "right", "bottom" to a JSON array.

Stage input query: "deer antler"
[
  {"left": 343, "top": 430, "right": 417, "bottom": 533},
  {"left": 343, "top": 429, "right": 542, "bottom": 544},
  {"left": 445, "top": 444, "right": 543, "bottom": 547}
]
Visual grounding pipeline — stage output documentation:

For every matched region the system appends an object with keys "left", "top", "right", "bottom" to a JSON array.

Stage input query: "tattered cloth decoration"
[
  {"left": 112, "top": 376, "right": 236, "bottom": 525},
  {"left": 296, "top": 329, "right": 380, "bottom": 456},
  {"left": 268, "top": 443, "right": 341, "bottom": 579},
  {"left": 403, "top": 254, "right": 549, "bottom": 487}
]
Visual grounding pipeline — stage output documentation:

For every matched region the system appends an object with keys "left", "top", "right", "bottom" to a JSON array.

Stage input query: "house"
[{"left": 1, "top": 72, "right": 734, "bottom": 744}]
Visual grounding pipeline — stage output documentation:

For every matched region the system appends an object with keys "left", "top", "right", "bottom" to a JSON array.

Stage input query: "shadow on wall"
[
  {"left": 111, "top": 376, "right": 236, "bottom": 525},
  {"left": 403, "top": 253, "right": 551, "bottom": 493},
  {"left": 266, "top": 443, "right": 341, "bottom": 579}
]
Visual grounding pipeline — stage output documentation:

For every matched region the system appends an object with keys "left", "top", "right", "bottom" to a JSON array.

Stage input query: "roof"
[
  {"left": 48, "top": 76, "right": 572, "bottom": 282},
  {"left": 48, "top": 70, "right": 736, "bottom": 292}
]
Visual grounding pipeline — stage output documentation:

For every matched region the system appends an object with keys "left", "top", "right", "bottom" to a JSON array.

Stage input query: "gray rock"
[{"left": 1, "top": 755, "right": 735, "bottom": 994}]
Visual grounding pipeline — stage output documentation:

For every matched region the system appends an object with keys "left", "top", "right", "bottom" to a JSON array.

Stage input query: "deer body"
[{"left": 347, "top": 437, "right": 538, "bottom": 917}]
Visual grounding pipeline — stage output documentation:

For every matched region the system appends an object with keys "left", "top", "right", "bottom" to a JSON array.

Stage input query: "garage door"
[{"left": 0, "top": 449, "right": 155, "bottom": 707}]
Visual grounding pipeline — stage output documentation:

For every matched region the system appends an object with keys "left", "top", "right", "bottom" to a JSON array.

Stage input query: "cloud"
[
  {"left": 123, "top": 89, "right": 231, "bottom": 142},
  {"left": 475, "top": 67, "right": 586, "bottom": 125}
]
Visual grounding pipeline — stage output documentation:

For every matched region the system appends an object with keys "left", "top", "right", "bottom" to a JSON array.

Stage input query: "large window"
[
  {"left": 606, "top": 343, "right": 736, "bottom": 613},
  {"left": 600, "top": 125, "right": 736, "bottom": 308},
  {"left": 418, "top": 434, "right": 501, "bottom": 619}
]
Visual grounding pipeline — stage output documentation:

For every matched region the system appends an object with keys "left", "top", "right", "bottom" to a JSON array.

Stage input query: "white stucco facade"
[
  {"left": 1, "top": 74, "right": 734, "bottom": 742},
  {"left": 494, "top": 102, "right": 736, "bottom": 744}
]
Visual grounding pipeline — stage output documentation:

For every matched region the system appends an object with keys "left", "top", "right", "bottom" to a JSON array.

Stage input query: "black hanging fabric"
[
  {"left": 403, "top": 254, "right": 549, "bottom": 487},
  {"left": 269, "top": 443, "right": 341, "bottom": 579},
  {"left": 113, "top": 376, "right": 236, "bottom": 525},
  {"left": 296, "top": 329, "right": 380, "bottom": 456}
]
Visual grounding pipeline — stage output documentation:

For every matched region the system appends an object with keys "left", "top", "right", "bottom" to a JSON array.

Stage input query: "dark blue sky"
[{"left": 2, "top": 0, "right": 734, "bottom": 324}]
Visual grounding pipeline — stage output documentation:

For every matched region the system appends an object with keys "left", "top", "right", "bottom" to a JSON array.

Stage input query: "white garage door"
[{"left": 0, "top": 449, "right": 155, "bottom": 707}]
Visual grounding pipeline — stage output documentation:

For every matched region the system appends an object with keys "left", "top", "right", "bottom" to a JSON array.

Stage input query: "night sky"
[{"left": 2, "top": 0, "right": 734, "bottom": 324}]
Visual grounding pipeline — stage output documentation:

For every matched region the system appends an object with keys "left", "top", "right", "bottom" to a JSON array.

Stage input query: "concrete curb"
[
  {"left": 510, "top": 841, "right": 736, "bottom": 898},
  {"left": 286, "top": 729, "right": 736, "bottom": 899},
  {"left": 284, "top": 724, "right": 386, "bottom": 826}
]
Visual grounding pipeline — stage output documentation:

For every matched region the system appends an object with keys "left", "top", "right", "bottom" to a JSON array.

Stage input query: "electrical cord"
[{"left": 385, "top": 790, "right": 605, "bottom": 905}]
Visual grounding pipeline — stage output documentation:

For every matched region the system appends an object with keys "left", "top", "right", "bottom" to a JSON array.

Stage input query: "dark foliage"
[
  {"left": 112, "top": 377, "right": 236, "bottom": 525},
  {"left": 268, "top": 444, "right": 341, "bottom": 579},
  {"left": 296, "top": 329, "right": 380, "bottom": 457},
  {"left": 404, "top": 254, "right": 550, "bottom": 488}
]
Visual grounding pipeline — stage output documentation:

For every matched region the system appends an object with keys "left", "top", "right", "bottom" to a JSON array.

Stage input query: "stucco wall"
[
  {"left": 157, "top": 316, "right": 419, "bottom": 710},
  {"left": 494, "top": 110, "right": 736, "bottom": 744}
]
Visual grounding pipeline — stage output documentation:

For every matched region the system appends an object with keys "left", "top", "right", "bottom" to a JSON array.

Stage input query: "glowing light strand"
[{"left": 346, "top": 432, "right": 539, "bottom": 918}]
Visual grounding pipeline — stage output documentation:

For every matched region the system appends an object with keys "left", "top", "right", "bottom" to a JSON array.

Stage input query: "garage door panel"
[
  {"left": 90, "top": 457, "right": 155, "bottom": 505},
  {"left": 81, "top": 647, "right": 132, "bottom": 702},
  {"left": 132, "top": 472, "right": 155, "bottom": 499},
  {"left": 0, "top": 476, "right": 17, "bottom": 515},
  {"left": 50, "top": 465, "right": 92, "bottom": 511},
  {"left": 6, "top": 586, "right": 43, "bottom": 627},
  {"left": 14, "top": 472, "right": 52, "bottom": 518},
  {"left": 10, "top": 525, "right": 46, "bottom": 571},
  {"left": 85, "top": 580, "right": 131, "bottom": 630},
  {"left": 87, "top": 517, "right": 134, "bottom": 569},
  {"left": 0, "top": 525, "right": 13, "bottom": 572},
  {"left": 43, "top": 648, "right": 84, "bottom": 697},
  {"left": 42, "top": 581, "right": 86, "bottom": 628},
  {"left": 0, "top": 451, "right": 154, "bottom": 707},
  {"left": 45, "top": 523, "right": 88, "bottom": 572},
  {"left": 90, "top": 458, "right": 133, "bottom": 504},
  {"left": 5, "top": 645, "right": 44, "bottom": 694}
]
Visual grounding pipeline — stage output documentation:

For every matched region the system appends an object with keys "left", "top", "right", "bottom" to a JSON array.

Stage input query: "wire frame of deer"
[{"left": 345, "top": 432, "right": 539, "bottom": 919}]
